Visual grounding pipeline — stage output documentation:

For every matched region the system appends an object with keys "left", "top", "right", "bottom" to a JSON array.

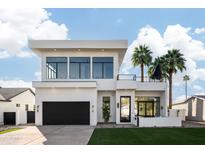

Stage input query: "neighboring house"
[
  {"left": 173, "top": 95, "right": 205, "bottom": 121},
  {"left": 29, "top": 40, "right": 170, "bottom": 126},
  {"left": 173, "top": 101, "right": 188, "bottom": 116},
  {"left": 0, "top": 88, "right": 35, "bottom": 125}
]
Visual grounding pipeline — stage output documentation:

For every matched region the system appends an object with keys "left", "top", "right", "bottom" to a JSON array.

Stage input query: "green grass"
[
  {"left": 0, "top": 128, "right": 21, "bottom": 134},
  {"left": 88, "top": 128, "right": 205, "bottom": 145}
]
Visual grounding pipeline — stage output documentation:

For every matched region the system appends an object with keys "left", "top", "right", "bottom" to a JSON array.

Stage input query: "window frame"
[
  {"left": 69, "top": 57, "right": 90, "bottom": 79},
  {"left": 92, "top": 57, "right": 114, "bottom": 79},
  {"left": 46, "top": 57, "right": 68, "bottom": 79}
]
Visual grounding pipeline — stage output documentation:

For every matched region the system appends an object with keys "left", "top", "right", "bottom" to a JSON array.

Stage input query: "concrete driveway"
[{"left": 0, "top": 125, "right": 95, "bottom": 145}]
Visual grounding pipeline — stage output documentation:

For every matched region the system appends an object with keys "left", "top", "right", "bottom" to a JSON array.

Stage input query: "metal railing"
[{"left": 117, "top": 74, "right": 164, "bottom": 82}]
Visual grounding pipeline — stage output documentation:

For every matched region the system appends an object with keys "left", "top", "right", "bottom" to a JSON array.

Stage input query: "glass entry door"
[
  {"left": 137, "top": 101, "right": 155, "bottom": 117},
  {"left": 120, "top": 96, "right": 131, "bottom": 122}
]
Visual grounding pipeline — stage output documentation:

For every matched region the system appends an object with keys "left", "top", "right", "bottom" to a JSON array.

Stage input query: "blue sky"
[{"left": 1, "top": 8, "right": 205, "bottom": 101}]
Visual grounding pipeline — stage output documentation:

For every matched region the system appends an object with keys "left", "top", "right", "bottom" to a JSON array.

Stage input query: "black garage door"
[
  {"left": 4, "top": 112, "right": 16, "bottom": 125},
  {"left": 27, "top": 111, "right": 35, "bottom": 123},
  {"left": 43, "top": 102, "right": 90, "bottom": 125}
]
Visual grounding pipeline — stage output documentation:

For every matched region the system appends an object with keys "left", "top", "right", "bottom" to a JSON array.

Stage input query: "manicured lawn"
[
  {"left": 88, "top": 128, "right": 205, "bottom": 145},
  {"left": 0, "top": 128, "right": 21, "bottom": 135}
]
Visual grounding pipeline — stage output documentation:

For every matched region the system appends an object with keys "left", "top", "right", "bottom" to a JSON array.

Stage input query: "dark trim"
[
  {"left": 120, "top": 96, "right": 131, "bottom": 122},
  {"left": 137, "top": 101, "right": 155, "bottom": 117}
]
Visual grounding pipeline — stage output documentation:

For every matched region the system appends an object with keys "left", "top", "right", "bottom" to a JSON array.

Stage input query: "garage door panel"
[
  {"left": 4, "top": 112, "right": 16, "bottom": 125},
  {"left": 43, "top": 102, "right": 90, "bottom": 125}
]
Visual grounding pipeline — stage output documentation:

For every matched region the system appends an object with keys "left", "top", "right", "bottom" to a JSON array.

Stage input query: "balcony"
[
  {"left": 117, "top": 74, "right": 164, "bottom": 82},
  {"left": 116, "top": 74, "right": 167, "bottom": 91}
]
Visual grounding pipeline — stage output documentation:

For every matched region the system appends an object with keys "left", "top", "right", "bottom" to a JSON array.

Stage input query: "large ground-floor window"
[{"left": 134, "top": 97, "right": 160, "bottom": 117}]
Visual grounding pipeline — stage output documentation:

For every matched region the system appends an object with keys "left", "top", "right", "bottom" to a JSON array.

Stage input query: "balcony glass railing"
[{"left": 117, "top": 74, "right": 164, "bottom": 82}]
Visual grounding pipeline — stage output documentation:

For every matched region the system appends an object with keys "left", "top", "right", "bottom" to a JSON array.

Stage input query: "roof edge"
[{"left": 28, "top": 40, "right": 128, "bottom": 49}]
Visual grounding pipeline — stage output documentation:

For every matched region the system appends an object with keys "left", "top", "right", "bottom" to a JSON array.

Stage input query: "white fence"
[
  {"left": 16, "top": 110, "right": 27, "bottom": 125},
  {"left": 137, "top": 117, "right": 182, "bottom": 127},
  {"left": 135, "top": 109, "right": 185, "bottom": 127},
  {"left": 169, "top": 109, "right": 186, "bottom": 120}
]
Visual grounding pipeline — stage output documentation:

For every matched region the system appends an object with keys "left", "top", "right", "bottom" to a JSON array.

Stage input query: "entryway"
[{"left": 27, "top": 111, "right": 35, "bottom": 123}]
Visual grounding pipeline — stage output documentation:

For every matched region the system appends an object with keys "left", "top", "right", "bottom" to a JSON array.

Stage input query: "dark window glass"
[
  {"left": 69, "top": 57, "right": 90, "bottom": 79},
  {"left": 57, "top": 63, "right": 67, "bottom": 79},
  {"left": 93, "top": 63, "right": 103, "bottom": 79},
  {"left": 46, "top": 57, "right": 67, "bottom": 79},
  {"left": 93, "top": 57, "right": 113, "bottom": 79},
  {"left": 69, "top": 63, "right": 80, "bottom": 79},
  {"left": 104, "top": 63, "right": 113, "bottom": 78},
  {"left": 134, "top": 97, "right": 160, "bottom": 117},
  {"left": 81, "top": 63, "right": 90, "bottom": 79},
  {"left": 47, "top": 57, "right": 67, "bottom": 63},
  {"left": 102, "top": 96, "right": 111, "bottom": 119}
]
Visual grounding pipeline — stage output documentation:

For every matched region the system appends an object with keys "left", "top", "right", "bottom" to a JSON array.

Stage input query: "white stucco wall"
[
  {"left": 35, "top": 87, "right": 97, "bottom": 126},
  {"left": 0, "top": 90, "right": 35, "bottom": 125},
  {"left": 138, "top": 117, "right": 182, "bottom": 127},
  {"left": 97, "top": 91, "right": 116, "bottom": 123},
  {"left": 173, "top": 103, "right": 188, "bottom": 116}
]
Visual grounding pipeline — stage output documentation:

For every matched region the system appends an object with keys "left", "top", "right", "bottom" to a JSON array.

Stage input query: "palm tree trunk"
[
  {"left": 168, "top": 73, "right": 172, "bottom": 109},
  {"left": 185, "top": 81, "right": 187, "bottom": 100},
  {"left": 141, "top": 64, "right": 144, "bottom": 82}
]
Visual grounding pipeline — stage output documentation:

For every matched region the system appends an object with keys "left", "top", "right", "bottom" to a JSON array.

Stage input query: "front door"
[
  {"left": 120, "top": 96, "right": 131, "bottom": 122},
  {"left": 137, "top": 101, "right": 155, "bottom": 117}
]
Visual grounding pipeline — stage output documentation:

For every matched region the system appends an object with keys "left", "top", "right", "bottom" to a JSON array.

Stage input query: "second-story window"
[
  {"left": 69, "top": 57, "right": 90, "bottom": 79},
  {"left": 46, "top": 57, "right": 67, "bottom": 79},
  {"left": 93, "top": 57, "right": 113, "bottom": 79}
]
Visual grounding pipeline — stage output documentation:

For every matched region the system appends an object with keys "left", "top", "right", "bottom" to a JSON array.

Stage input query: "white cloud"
[
  {"left": 0, "top": 9, "right": 69, "bottom": 59},
  {"left": 194, "top": 28, "right": 205, "bottom": 34},
  {"left": 121, "top": 24, "right": 205, "bottom": 86},
  {"left": 0, "top": 79, "right": 32, "bottom": 88},
  {"left": 0, "top": 50, "right": 10, "bottom": 59},
  {"left": 193, "top": 85, "right": 203, "bottom": 91},
  {"left": 30, "top": 20, "right": 68, "bottom": 40}
]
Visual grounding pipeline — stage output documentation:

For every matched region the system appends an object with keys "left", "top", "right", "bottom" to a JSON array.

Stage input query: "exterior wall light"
[
  {"left": 37, "top": 105, "right": 40, "bottom": 112},
  {"left": 92, "top": 105, "right": 94, "bottom": 112}
]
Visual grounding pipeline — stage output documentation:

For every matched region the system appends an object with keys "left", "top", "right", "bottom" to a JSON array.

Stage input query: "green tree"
[
  {"left": 163, "top": 49, "right": 186, "bottom": 109},
  {"left": 148, "top": 56, "right": 168, "bottom": 81},
  {"left": 131, "top": 45, "right": 152, "bottom": 82},
  {"left": 183, "top": 75, "right": 190, "bottom": 100}
]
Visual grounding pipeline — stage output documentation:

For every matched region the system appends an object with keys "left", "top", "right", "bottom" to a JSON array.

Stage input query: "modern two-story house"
[{"left": 29, "top": 40, "right": 171, "bottom": 126}]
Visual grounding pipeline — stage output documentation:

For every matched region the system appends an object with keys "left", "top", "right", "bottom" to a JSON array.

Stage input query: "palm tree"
[
  {"left": 183, "top": 75, "right": 190, "bottom": 100},
  {"left": 131, "top": 45, "right": 152, "bottom": 82},
  {"left": 163, "top": 49, "right": 186, "bottom": 109},
  {"left": 148, "top": 56, "right": 168, "bottom": 81}
]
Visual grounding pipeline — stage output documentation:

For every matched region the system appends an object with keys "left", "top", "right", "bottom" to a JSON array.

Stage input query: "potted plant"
[{"left": 102, "top": 103, "right": 111, "bottom": 123}]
